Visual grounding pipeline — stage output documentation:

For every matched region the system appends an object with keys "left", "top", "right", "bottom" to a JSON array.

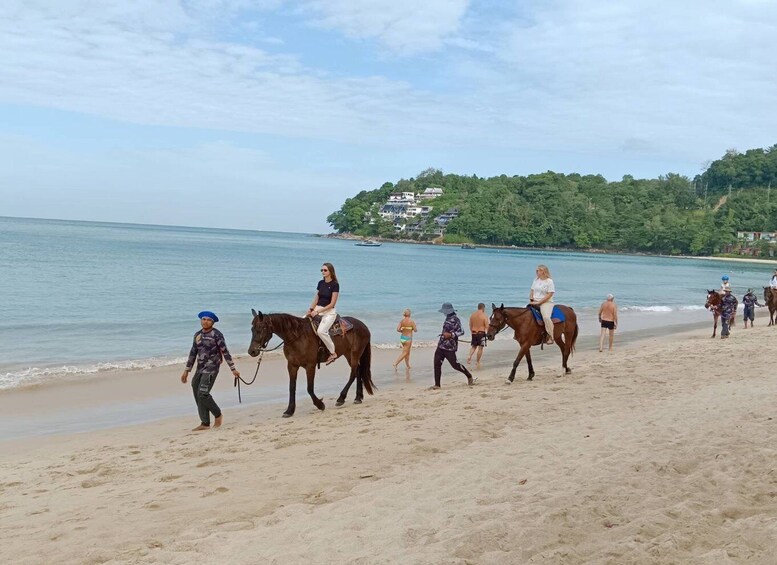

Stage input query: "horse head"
[
  {"left": 704, "top": 290, "right": 720, "bottom": 310},
  {"left": 487, "top": 303, "right": 507, "bottom": 340},
  {"left": 248, "top": 309, "right": 272, "bottom": 356}
]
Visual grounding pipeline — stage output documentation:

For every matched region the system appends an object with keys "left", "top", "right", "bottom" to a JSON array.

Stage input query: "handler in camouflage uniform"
[{"left": 181, "top": 311, "right": 240, "bottom": 431}]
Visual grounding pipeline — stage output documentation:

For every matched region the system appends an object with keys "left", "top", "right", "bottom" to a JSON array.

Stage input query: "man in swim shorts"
[
  {"left": 467, "top": 303, "right": 489, "bottom": 368},
  {"left": 598, "top": 294, "right": 618, "bottom": 352}
]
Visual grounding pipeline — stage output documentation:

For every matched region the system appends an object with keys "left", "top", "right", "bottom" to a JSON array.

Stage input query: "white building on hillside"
[{"left": 418, "top": 187, "right": 443, "bottom": 200}]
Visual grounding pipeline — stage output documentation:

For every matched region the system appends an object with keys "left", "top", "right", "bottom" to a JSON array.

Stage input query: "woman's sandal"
[{"left": 325, "top": 354, "right": 338, "bottom": 365}]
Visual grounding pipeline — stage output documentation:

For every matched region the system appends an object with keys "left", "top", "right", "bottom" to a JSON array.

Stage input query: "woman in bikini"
[{"left": 393, "top": 308, "right": 417, "bottom": 369}]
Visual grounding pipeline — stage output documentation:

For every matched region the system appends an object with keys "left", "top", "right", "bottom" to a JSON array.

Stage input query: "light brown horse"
[
  {"left": 763, "top": 287, "right": 777, "bottom": 326},
  {"left": 248, "top": 310, "right": 375, "bottom": 417},
  {"left": 486, "top": 303, "right": 578, "bottom": 382},
  {"left": 705, "top": 290, "right": 737, "bottom": 338}
]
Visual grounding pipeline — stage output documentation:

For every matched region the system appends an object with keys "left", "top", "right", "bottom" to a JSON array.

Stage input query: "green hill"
[{"left": 327, "top": 147, "right": 777, "bottom": 255}]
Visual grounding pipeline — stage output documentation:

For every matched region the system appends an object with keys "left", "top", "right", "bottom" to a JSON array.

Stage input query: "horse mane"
[{"left": 266, "top": 312, "right": 308, "bottom": 334}]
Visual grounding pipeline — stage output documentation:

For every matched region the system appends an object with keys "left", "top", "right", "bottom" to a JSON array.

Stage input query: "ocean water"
[{"left": 2, "top": 216, "right": 774, "bottom": 389}]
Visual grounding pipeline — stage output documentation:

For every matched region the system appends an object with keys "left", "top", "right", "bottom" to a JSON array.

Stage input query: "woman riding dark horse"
[
  {"left": 248, "top": 310, "right": 375, "bottom": 417},
  {"left": 486, "top": 303, "right": 578, "bottom": 383}
]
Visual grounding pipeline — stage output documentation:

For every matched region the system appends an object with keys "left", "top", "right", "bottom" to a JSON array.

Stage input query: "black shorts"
[
  {"left": 470, "top": 332, "right": 487, "bottom": 347},
  {"left": 601, "top": 320, "right": 615, "bottom": 330}
]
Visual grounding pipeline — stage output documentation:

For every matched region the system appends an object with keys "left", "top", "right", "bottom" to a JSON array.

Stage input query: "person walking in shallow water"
[
  {"left": 181, "top": 311, "right": 240, "bottom": 431},
  {"left": 467, "top": 303, "right": 489, "bottom": 368},
  {"left": 393, "top": 308, "right": 417, "bottom": 369},
  {"left": 598, "top": 294, "right": 618, "bottom": 352},
  {"left": 431, "top": 303, "right": 474, "bottom": 389}
]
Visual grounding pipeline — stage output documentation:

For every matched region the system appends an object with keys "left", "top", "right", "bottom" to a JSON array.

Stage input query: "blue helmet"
[{"left": 721, "top": 275, "right": 729, "bottom": 281}]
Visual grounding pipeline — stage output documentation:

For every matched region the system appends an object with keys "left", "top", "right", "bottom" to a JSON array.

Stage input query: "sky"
[{"left": 1, "top": 0, "right": 776, "bottom": 233}]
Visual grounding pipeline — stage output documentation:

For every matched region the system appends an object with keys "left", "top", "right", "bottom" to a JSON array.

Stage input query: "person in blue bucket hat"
[{"left": 180, "top": 311, "right": 240, "bottom": 431}]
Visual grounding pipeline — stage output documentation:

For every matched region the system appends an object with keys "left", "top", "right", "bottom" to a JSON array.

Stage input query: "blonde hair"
[
  {"left": 403, "top": 308, "right": 411, "bottom": 317},
  {"left": 536, "top": 264, "right": 551, "bottom": 279}
]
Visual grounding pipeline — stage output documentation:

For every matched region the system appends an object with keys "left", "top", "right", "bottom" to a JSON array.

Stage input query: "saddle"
[
  {"left": 310, "top": 314, "right": 353, "bottom": 337},
  {"left": 527, "top": 304, "right": 566, "bottom": 325},
  {"left": 310, "top": 315, "right": 353, "bottom": 365}
]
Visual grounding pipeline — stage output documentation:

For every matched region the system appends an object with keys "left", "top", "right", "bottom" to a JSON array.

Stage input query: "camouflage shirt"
[
  {"left": 438, "top": 313, "right": 464, "bottom": 352},
  {"left": 743, "top": 293, "right": 760, "bottom": 308},
  {"left": 720, "top": 294, "right": 738, "bottom": 318},
  {"left": 185, "top": 328, "right": 236, "bottom": 373}
]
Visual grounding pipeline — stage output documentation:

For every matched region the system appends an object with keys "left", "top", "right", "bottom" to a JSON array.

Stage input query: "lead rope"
[{"left": 234, "top": 340, "right": 284, "bottom": 403}]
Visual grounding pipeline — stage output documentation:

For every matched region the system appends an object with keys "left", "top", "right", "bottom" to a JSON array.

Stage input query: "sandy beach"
[{"left": 2, "top": 324, "right": 777, "bottom": 564}]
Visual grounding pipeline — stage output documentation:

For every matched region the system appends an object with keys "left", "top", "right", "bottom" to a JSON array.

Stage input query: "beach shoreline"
[
  {"left": 323, "top": 232, "right": 777, "bottom": 265},
  {"left": 0, "top": 319, "right": 709, "bottom": 443},
  {"left": 2, "top": 322, "right": 776, "bottom": 563}
]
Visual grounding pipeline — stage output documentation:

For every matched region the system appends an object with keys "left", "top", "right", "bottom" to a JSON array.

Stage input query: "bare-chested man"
[
  {"left": 598, "top": 294, "right": 618, "bottom": 352},
  {"left": 467, "top": 303, "right": 489, "bottom": 367}
]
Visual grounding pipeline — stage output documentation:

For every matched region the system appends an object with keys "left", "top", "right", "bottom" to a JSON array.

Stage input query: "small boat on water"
[
  {"left": 461, "top": 243, "right": 476, "bottom": 249},
  {"left": 354, "top": 239, "right": 382, "bottom": 247}
]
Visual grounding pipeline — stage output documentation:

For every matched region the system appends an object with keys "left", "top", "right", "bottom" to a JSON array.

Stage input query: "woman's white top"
[
  {"left": 770, "top": 275, "right": 777, "bottom": 289},
  {"left": 531, "top": 277, "right": 555, "bottom": 302}
]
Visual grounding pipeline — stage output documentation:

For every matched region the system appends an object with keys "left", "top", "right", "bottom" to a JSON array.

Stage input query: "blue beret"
[{"left": 198, "top": 310, "right": 219, "bottom": 322}]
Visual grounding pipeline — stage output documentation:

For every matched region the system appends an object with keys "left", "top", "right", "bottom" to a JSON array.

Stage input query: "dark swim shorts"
[
  {"left": 470, "top": 332, "right": 487, "bottom": 347},
  {"left": 601, "top": 320, "right": 615, "bottom": 330}
]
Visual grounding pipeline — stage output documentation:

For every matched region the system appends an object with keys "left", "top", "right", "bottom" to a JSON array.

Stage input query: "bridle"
[{"left": 237, "top": 316, "right": 285, "bottom": 403}]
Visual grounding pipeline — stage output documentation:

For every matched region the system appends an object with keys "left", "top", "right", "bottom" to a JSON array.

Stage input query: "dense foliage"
[{"left": 327, "top": 147, "right": 777, "bottom": 255}]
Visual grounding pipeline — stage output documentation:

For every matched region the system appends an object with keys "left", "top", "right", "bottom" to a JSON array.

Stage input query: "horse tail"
[
  {"left": 358, "top": 343, "right": 376, "bottom": 395},
  {"left": 570, "top": 321, "right": 579, "bottom": 355}
]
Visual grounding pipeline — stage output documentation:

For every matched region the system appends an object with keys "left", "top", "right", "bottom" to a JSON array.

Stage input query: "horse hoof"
[
  {"left": 282, "top": 413, "right": 293, "bottom": 418},
  {"left": 335, "top": 400, "right": 345, "bottom": 407},
  {"left": 566, "top": 368, "right": 572, "bottom": 374},
  {"left": 504, "top": 379, "right": 512, "bottom": 385},
  {"left": 354, "top": 398, "right": 362, "bottom": 404}
]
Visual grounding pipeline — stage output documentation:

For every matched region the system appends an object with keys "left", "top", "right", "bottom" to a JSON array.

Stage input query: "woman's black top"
[{"left": 316, "top": 279, "right": 340, "bottom": 307}]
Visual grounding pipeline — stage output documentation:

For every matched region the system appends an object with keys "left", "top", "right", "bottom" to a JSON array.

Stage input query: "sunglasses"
[{"left": 321, "top": 268, "right": 329, "bottom": 272}]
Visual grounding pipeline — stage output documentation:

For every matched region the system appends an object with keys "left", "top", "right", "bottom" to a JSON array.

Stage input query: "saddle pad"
[
  {"left": 312, "top": 315, "right": 353, "bottom": 337},
  {"left": 529, "top": 305, "right": 565, "bottom": 324}
]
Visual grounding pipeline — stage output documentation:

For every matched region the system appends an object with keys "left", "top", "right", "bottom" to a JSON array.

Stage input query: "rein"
[{"left": 234, "top": 340, "right": 284, "bottom": 403}]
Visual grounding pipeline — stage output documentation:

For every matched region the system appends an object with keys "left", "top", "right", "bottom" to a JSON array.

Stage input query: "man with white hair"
[{"left": 598, "top": 294, "right": 618, "bottom": 352}]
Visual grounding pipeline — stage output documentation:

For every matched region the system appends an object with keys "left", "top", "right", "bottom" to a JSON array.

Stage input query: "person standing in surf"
[{"left": 181, "top": 311, "right": 240, "bottom": 431}]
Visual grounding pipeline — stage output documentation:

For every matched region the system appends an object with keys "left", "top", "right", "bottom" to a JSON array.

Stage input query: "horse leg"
[
  {"left": 556, "top": 335, "right": 570, "bottom": 374},
  {"left": 507, "top": 343, "right": 530, "bottom": 383},
  {"left": 711, "top": 314, "right": 718, "bottom": 338},
  {"left": 306, "top": 364, "right": 325, "bottom": 411},
  {"left": 524, "top": 348, "right": 535, "bottom": 381},
  {"left": 283, "top": 363, "right": 298, "bottom": 418}
]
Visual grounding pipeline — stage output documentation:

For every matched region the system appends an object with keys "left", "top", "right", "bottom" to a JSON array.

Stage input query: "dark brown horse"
[
  {"left": 248, "top": 310, "right": 375, "bottom": 417},
  {"left": 705, "top": 290, "right": 737, "bottom": 338},
  {"left": 763, "top": 287, "right": 777, "bottom": 326},
  {"left": 486, "top": 303, "right": 579, "bottom": 382}
]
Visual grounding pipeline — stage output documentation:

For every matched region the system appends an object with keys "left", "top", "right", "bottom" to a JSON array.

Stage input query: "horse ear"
[
  {"left": 251, "top": 308, "right": 257, "bottom": 317},
  {"left": 500, "top": 303, "right": 504, "bottom": 309},
  {"left": 491, "top": 303, "right": 497, "bottom": 311}
]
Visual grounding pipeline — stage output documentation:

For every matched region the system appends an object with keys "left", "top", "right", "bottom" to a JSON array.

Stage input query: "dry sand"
[{"left": 2, "top": 326, "right": 777, "bottom": 564}]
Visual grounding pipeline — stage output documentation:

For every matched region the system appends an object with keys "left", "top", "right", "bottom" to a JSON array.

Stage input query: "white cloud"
[
  {"left": 451, "top": 0, "right": 777, "bottom": 161},
  {"left": 0, "top": 0, "right": 480, "bottom": 148},
  {"left": 300, "top": 0, "right": 470, "bottom": 54}
]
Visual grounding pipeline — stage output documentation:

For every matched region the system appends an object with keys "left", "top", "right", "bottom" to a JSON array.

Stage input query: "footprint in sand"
[{"left": 202, "top": 487, "right": 230, "bottom": 497}]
